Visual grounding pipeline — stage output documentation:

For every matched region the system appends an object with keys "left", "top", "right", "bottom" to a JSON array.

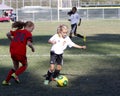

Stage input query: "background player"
[{"left": 67, "top": 7, "right": 86, "bottom": 42}]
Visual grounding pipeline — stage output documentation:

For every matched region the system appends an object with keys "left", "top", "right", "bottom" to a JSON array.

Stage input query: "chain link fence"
[
  {"left": 17, "top": 7, "right": 120, "bottom": 22},
  {"left": 1, "top": 0, "right": 120, "bottom": 21}
]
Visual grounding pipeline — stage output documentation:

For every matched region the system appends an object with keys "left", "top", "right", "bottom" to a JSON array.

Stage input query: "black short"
[
  {"left": 50, "top": 51, "right": 63, "bottom": 65},
  {"left": 70, "top": 23, "right": 77, "bottom": 33}
]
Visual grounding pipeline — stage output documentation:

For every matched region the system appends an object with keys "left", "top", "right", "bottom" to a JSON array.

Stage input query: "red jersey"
[{"left": 10, "top": 29, "right": 32, "bottom": 56}]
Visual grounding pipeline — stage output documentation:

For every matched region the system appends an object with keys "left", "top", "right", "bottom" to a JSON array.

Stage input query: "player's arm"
[
  {"left": 67, "top": 11, "right": 72, "bottom": 21},
  {"left": 78, "top": 18, "right": 81, "bottom": 26},
  {"left": 68, "top": 15, "right": 71, "bottom": 21},
  {"left": 48, "top": 34, "right": 57, "bottom": 44},
  {"left": 27, "top": 41, "right": 35, "bottom": 52},
  {"left": 6, "top": 32, "right": 13, "bottom": 41},
  {"left": 73, "top": 43, "right": 86, "bottom": 49},
  {"left": 68, "top": 37, "right": 86, "bottom": 49},
  {"left": 48, "top": 39, "right": 56, "bottom": 44}
]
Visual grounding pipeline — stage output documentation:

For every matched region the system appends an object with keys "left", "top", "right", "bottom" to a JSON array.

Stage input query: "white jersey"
[
  {"left": 49, "top": 34, "right": 75, "bottom": 54},
  {"left": 69, "top": 12, "right": 80, "bottom": 24}
]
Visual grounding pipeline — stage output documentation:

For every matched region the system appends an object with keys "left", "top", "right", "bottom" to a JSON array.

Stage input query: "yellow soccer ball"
[{"left": 56, "top": 75, "right": 68, "bottom": 87}]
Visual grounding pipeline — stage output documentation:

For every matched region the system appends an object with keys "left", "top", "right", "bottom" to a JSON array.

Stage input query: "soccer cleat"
[
  {"left": 83, "top": 35, "right": 86, "bottom": 42},
  {"left": 44, "top": 80, "right": 49, "bottom": 85},
  {"left": 2, "top": 80, "right": 11, "bottom": 86},
  {"left": 11, "top": 73, "right": 20, "bottom": 83}
]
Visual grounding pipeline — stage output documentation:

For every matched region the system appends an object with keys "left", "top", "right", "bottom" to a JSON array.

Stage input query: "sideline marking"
[{"left": 0, "top": 54, "right": 120, "bottom": 57}]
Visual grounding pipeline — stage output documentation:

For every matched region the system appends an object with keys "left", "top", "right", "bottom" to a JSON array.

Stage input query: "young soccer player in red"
[
  {"left": 2, "top": 21, "right": 35, "bottom": 85},
  {"left": 44, "top": 24, "right": 86, "bottom": 85}
]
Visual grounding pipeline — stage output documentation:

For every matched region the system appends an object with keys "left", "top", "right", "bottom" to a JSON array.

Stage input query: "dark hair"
[
  {"left": 12, "top": 21, "right": 25, "bottom": 30},
  {"left": 72, "top": 7, "right": 77, "bottom": 11},
  {"left": 12, "top": 21, "right": 34, "bottom": 30},
  {"left": 67, "top": 7, "right": 77, "bottom": 15},
  {"left": 67, "top": 11, "right": 73, "bottom": 15}
]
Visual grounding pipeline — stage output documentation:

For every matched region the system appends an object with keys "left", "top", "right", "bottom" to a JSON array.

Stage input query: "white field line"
[{"left": 0, "top": 54, "right": 120, "bottom": 57}]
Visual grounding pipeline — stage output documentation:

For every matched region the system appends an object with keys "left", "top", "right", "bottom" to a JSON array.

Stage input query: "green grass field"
[{"left": 0, "top": 20, "right": 120, "bottom": 96}]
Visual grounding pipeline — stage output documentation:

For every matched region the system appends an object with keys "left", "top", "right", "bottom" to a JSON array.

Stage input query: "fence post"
[
  {"left": 103, "top": 8, "right": 104, "bottom": 20},
  {"left": 57, "top": 0, "right": 60, "bottom": 21}
]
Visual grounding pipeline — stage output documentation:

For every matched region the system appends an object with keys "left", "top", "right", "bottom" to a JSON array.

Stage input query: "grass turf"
[{"left": 0, "top": 20, "right": 120, "bottom": 96}]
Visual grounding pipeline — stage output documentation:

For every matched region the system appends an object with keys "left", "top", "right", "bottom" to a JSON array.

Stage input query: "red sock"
[
  {"left": 6, "top": 69, "right": 15, "bottom": 82},
  {"left": 15, "top": 65, "right": 27, "bottom": 76}
]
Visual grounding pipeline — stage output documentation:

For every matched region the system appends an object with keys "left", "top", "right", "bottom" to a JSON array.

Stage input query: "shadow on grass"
[
  {"left": 1, "top": 34, "right": 120, "bottom": 54},
  {"left": 0, "top": 38, "right": 10, "bottom": 46},
  {"left": 0, "top": 33, "right": 120, "bottom": 45},
  {"left": 0, "top": 35, "right": 51, "bottom": 46},
  {"left": 0, "top": 34, "right": 120, "bottom": 96},
  {"left": 67, "top": 34, "right": 120, "bottom": 54},
  {"left": 1, "top": 34, "right": 119, "bottom": 56},
  {"left": 0, "top": 56, "right": 120, "bottom": 96}
]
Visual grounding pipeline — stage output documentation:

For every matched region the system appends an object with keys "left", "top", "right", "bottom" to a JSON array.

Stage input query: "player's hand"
[
  {"left": 32, "top": 48, "right": 35, "bottom": 52},
  {"left": 68, "top": 19, "right": 71, "bottom": 21},
  {"left": 82, "top": 46, "right": 86, "bottom": 49},
  {"left": 78, "top": 23, "right": 80, "bottom": 26},
  {"left": 48, "top": 40, "right": 56, "bottom": 44}
]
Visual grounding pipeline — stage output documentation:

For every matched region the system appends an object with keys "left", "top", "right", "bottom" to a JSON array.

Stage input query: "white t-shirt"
[
  {"left": 49, "top": 34, "right": 75, "bottom": 54},
  {"left": 69, "top": 12, "right": 80, "bottom": 24}
]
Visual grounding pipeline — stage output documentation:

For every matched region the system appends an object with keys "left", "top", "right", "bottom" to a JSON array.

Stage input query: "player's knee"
[
  {"left": 49, "top": 68, "right": 54, "bottom": 72},
  {"left": 22, "top": 64, "right": 27, "bottom": 69},
  {"left": 50, "top": 65, "right": 55, "bottom": 72},
  {"left": 56, "top": 65, "right": 62, "bottom": 70}
]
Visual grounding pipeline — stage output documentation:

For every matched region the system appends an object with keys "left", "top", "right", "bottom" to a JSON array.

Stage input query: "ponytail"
[{"left": 12, "top": 21, "right": 25, "bottom": 30}]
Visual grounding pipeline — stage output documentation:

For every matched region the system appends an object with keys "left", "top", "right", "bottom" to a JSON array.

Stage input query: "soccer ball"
[{"left": 56, "top": 75, "right": 68, "bottom": 87}]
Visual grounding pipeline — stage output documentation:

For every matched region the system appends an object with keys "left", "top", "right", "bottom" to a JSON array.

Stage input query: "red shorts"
[{"left": 11, "top": 55, "right": 27, "bottom": 65}]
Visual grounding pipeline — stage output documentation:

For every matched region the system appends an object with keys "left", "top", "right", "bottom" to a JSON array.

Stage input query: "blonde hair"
[{"left": 57, "top": 24, "right": 68, "bottom": 33}]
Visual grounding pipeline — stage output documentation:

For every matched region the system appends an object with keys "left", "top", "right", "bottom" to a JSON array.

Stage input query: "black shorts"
[
  {"left": 70, "top": 23, "right": 77, "bottom": 33},
  {"left": 50, "top": 51, "right": 63, "bottom": 65}
]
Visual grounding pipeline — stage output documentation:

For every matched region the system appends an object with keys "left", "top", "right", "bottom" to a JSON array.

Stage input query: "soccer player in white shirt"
[
  {"left": 68, "top": 7, "right": 86, "bottom": 42},
  {"left": 44, "top": 24, "right": 86, "bottom": 85}
]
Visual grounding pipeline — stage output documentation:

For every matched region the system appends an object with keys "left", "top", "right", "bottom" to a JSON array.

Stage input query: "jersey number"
[{"left": 13, "top": 32, "right": 25, "bottom": 42}]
